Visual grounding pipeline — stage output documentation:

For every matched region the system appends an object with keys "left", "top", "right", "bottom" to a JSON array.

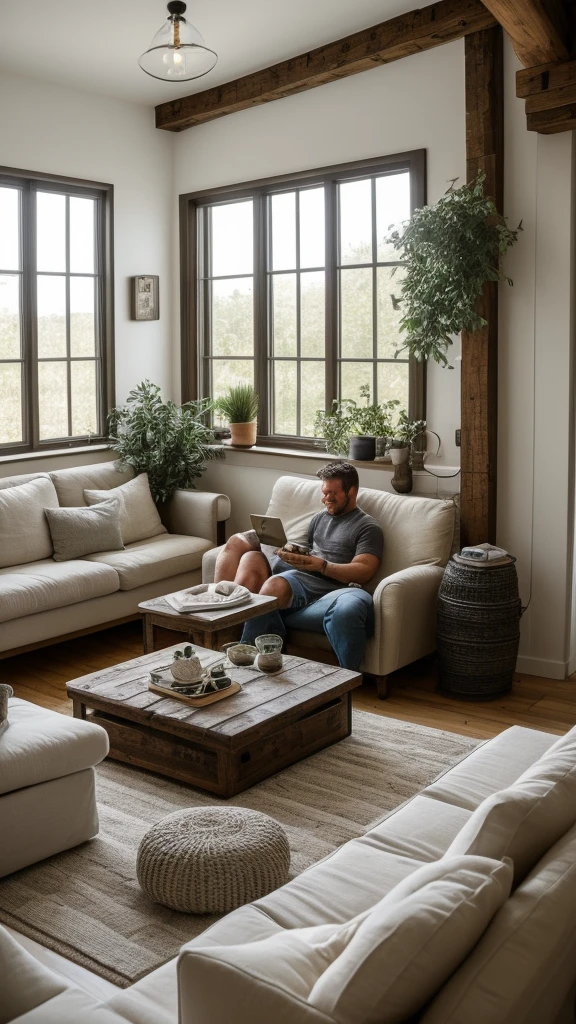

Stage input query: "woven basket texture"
[
  {"left": 437, "top": 559, "right": 521, "bottom": 699},
  {"left": 136, "top": 805, "right": 290, "bottom": 913}
]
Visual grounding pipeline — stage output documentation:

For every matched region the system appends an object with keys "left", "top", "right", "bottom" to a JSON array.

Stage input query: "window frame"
[
  {"left": 180, "top": 150, "right": 426, "bottom": 450},
  {"left": 0, "top": 165, "right": 114, "bottom": 457}
]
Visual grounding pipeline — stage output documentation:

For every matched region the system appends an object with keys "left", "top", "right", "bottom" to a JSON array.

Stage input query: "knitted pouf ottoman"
[{"left": 136, "top": 805, "right": 290, "bottom": 913}]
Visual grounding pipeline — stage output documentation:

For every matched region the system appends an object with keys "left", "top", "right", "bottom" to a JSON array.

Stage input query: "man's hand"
[{"left": 276, "top": 549, "right": 325, "bottom": 573}]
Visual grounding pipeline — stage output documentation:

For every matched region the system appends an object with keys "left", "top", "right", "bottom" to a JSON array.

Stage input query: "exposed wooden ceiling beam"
[
  {"left": 517, "top": 58, "right": 576, "bottom": 133},
  {"left": 155, "top": 0, "right": 497, "bottom": 132},
  {"left": 480, "top": 0, "right": 570, "bottom": 67}
]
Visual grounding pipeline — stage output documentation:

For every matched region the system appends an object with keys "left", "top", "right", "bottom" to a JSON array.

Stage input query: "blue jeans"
[{"left": 241, "top": 576, "right": 374, "bottom": 671}]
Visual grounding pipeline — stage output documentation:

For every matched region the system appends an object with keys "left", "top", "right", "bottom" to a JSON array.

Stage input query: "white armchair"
[{"left": 202, "top": 476, "right": 456, "bottom": 699}]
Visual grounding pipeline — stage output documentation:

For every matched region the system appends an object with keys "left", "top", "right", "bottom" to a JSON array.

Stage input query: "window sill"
[
  {"left": 0, "top": 444, "right": 110, "bottom": 465},
  {"left": 221, "top": 442, "right": 396, "bottom": 469}
]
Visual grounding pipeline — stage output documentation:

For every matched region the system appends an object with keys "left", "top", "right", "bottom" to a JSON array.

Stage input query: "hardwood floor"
[{"left": 3, "top": 620, "right": 576, "bottom": 740}]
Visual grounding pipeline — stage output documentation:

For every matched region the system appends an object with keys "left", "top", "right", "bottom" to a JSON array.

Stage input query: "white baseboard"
[{"left": 516, "top": 655, "right": 570, "bottom": 681}]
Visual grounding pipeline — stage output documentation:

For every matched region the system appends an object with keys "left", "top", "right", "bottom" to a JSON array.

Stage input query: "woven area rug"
[{"left": 0, "top": 712, "right": 478, "bottom": 987}]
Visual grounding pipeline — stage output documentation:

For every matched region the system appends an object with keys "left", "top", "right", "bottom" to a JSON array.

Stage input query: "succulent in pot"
[
  {"left": 170, "top": 645, "right": 202, "bottom": 683},
  {"left": 214, "top": 385, "right": 259, "bottom": 447}
]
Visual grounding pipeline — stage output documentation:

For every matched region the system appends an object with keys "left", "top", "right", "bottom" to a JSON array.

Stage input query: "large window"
[
  {"left": 0, "top": 167, "right": 113, "bottom": 455},
  {"left": 181, "top": 151, "right": 425, "bottom": 446}
]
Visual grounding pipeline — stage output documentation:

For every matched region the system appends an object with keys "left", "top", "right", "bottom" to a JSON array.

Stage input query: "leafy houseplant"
[
  {"left": 387, "top": 174, "right": 520, "bottom": 367},
  {"left": 214, "top": 384, "right": 259, "bottom": 448},
  {"left": 107, "top": 380, "right": 222, "bottom": 505}
]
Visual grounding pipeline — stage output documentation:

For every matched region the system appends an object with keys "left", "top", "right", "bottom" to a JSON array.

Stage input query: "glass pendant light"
[{"left": 139, "top": 1, "right": 217, "bottom": 82}]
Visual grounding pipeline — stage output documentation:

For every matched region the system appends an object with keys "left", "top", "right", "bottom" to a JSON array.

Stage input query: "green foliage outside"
[
  {"left": 0, "top": 310, "right": 98, "bottom": 444},
  {"left": 208, "top": 240, "right": 410, "bottom": 438},
  {"left": 107, "top": 381, "right": 223, "bottom": 505},
  {"left": 387, "top": 175, "right": 520, "bottom": 367}
]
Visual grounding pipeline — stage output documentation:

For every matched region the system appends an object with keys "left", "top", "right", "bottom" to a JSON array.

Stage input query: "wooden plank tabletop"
[
  {"left": 138, "top": 592, "right": 278, "bottom": 627},
  {"left": 67, "top": 643, "right": 361, "bottom": 747}
]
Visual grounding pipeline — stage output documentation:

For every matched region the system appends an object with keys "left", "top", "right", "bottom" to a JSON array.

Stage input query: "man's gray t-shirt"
[{"left": 271, "top": 507, "right": 383, "bottom": 598}]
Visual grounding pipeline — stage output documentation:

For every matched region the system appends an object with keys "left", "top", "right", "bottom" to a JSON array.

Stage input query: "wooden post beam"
[
  {"left": 155, "top": 0, "right": 497, "bottom": 132},
  {"left": 480, "top": 0, "right": 570, "bottom": 67},
  {"left": 460, "top": 25, "right": 504, "bottom": 546},
  {"left": 517, "top": 59, "right": 576, "bottom": 133}
]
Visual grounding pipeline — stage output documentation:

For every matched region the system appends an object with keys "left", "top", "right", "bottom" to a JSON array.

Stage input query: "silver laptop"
[{"left": 249, "top": 514, "right": 287, "bottom": 549}]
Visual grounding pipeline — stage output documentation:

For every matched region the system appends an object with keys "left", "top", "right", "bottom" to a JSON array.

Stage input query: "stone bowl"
[{"left": 223, "top": 643, "right": 258, "bottom": 666}]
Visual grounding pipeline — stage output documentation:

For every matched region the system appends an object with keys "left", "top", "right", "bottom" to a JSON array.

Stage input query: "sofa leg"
[{"left": 375, "top": 675, "right": 388, "bottom": 700}]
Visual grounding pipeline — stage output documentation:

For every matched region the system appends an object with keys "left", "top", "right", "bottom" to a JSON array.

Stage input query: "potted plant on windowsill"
[
  {"left": 314, "top": 387, "right": 402, "bottom": 461},
  {"left": 214, "top": 385, "right": 259, "bottom": 448}
]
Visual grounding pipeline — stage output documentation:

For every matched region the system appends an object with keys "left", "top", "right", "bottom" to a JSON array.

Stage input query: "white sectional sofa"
[
  {"left": 3, "top": 721, "right": 576, "bottom": 1023},
  {"left": 0, "top": 461, "right": 230, "bottom": 658}
]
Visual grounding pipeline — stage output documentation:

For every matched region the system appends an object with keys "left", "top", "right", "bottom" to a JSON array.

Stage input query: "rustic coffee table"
[
  {"left": 67, "top": 644, "right": 361, "bottom": 797},
  {"left": 139, "top": 593, "right": 279, "bottom": 653}
]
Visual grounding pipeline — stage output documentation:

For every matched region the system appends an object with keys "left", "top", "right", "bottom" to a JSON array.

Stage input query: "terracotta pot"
[{"left": 230, "top": 421, "right": 257, "bottom": 447}]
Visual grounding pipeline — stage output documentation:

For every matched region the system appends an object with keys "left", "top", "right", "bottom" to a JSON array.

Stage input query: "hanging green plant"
[{"left": 387, "top": 174, "right": 521, "bottom": 368}]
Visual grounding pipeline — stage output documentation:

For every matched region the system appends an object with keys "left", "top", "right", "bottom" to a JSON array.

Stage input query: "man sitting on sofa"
[{"left": 214, "top": 461, "right": 383, "bottom": 671}]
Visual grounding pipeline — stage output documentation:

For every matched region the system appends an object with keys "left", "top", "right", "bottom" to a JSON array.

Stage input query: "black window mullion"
[
  {"left": 65, "top": 195, "right": 72, "bottom": 438},
  {"left": 295, "top": 190, "right": 301, "bottom": 436},
  {"left": 202, "top": 207, "right": 212, "bottom": 399},
  {"left": 253, "top": 192, "right": 268, "bottom": 435},
  {"left": 325, "top": 180, "right": 337, "bottom": 410},
  {"left": 371, "top": 177, "right": 378, "bottom": 403},
  {"left": 25, "top": 182, "right": 39, "bottom": 449}
]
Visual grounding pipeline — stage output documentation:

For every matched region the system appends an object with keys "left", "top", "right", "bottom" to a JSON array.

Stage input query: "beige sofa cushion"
[
  {"left": 309, "top": 855, "right": 512, "bottom": 1024},
  {"left": 422, "top": 821, "right": 576, "bottom": 1024},
  {"left": 446, "top": 727, "right": 576, "bottom": 884},
  {"left": 49, "top": 460, "right": 134, "bottom": 507},
  {"left": 179, "top": 856, "right": 511, "bottom": 1024},
  {"left": 84, "top": 473, "right": 166, "bottom": 545},
  {"left": 0, "top": 698, "right": 109, "bottom": 795},
  {"left": 0, "top": 559, "right": 120, "bottom": 623},
  {"left": 45, "top": 501, "right": 124, "bottom": 561},
  {"left": 84, "top": 534, "right": 213, "bottom": 591},
  {"left": 0, "top": 477, "right": 59, "bottom": 569}
]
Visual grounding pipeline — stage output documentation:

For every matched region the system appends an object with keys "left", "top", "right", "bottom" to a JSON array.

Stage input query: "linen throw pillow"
[
  {"left": 445, "top": 728, "right": 576, "bottom": 885},
  {"left": 0, "top": 476, "right": 59, "bottom": 568},
  {"left": 308, "top": 855, "right": 512, "bottom": 1024},
  {"left": 45, "top": 501, "right": 124, "bottom": 561},
  {"left": 84, "top": 473, "right": 166, "bottom": 545},
  {"left": 177, "top": 856, "right": 511, "bottom": 1024}
]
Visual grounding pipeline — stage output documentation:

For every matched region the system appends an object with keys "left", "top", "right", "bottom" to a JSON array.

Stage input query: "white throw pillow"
[
  {"left": 84, "top": 473, "right": 166, "bottom": 545},
  {"left": 0, "top": 476, "right": 59, "bottom": 568},
  {"left": 445, "top": 731, "right": 576, "bottom": 884},
  {"left": 308, "top": 855, "right": 513, "bottom": 1024}
]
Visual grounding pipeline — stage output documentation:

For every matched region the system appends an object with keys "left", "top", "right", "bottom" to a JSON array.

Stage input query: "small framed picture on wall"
[{"left": 132, "top": 275, "right": 159, "bottom": 321}]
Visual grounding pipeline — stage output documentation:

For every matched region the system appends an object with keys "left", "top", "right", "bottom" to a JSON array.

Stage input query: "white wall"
[
  {"left": 173, "top": 40, "right": 467, "bottom": 469},
  {"left": 0, "top": 70, "right": 174, "bottom": 412},
  {"left": 175, "top": 37, "right": 576, "bottom": 680},
  {"left": 498, "top": 47, "right": 575, "bottom": 678}
]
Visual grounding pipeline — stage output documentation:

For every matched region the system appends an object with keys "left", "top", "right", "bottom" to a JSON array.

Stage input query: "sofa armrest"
[
  {"left": 202, "top": 545, "right": 225, "bottom": 583},
  {"left": 160, "top": 490, "right": 231, "bottom": 545},
  {"left": 364, "top": 564, "right": 445, "bottom": 678},
  {"left": 0, "top": 924, "right": 69, "bottom": 1023},
  {"left": 178, "top": 946, "right": 334, "bottom": 1024}
]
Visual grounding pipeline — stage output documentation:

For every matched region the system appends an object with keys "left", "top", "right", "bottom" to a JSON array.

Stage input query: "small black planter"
[{"left": 348, "top": 435, "right": 376, "bottom": 461}]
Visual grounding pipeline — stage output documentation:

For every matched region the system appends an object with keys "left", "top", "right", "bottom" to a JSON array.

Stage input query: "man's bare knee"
[
  {"left": 261, "top": 576, "right": 293, "bottom": 609},
  {"left": 224, "top": 532, "right": 260, "bottom": 557}
]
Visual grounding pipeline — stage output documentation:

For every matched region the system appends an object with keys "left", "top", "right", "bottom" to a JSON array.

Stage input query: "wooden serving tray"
[{"left": 148, "top": 679, "right": 241, "bottom": 707}]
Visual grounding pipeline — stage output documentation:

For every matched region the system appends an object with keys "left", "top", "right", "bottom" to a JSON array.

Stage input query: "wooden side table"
[{"left": 139, "top": 593, "right": 279, "bottom": 653}]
